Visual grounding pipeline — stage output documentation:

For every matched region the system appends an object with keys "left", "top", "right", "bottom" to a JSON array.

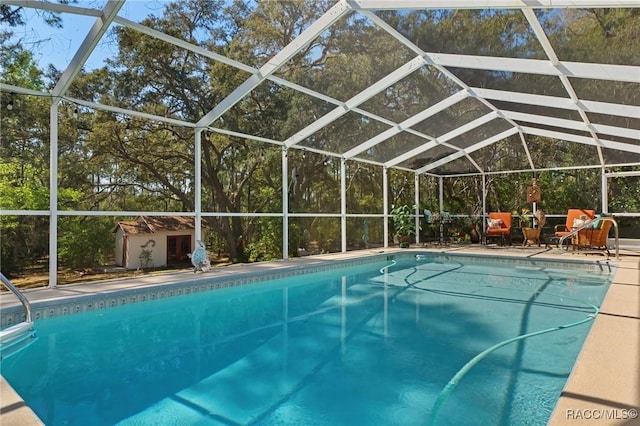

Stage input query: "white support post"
[
  {"left": 383, "top": 166, "right": 389, "bottom": 248},
  {"left": 601, "top": 168, "right": 608, "bottom": 214},
  {"left": 414, "top": 173, "right": 420, "bottom": 245},
  {"left": 194, "top": 129, "right": 202, "bottom": 242},
  {"left": 438, "top": 177, "right": 444, "bottom": 213},
  {"left": 482, "top": 174, "right": 487, "bottom": 236},
  {"left": 49, "top": 101, "right": 59, "bottom": 288},
  {"left": 341, "top": 158, "right": 347, "bottom": 253},
  {"left": 282, "top": 148, "right": 289, "bottom": 259}
]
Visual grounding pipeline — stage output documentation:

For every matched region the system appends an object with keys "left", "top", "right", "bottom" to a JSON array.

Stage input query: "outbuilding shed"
[{"left": 114, "top": 216, "right": 196, "bottom": 269}]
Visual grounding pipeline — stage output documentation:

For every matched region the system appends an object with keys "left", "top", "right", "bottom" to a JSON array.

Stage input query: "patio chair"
[
  {"left": 423, "top": 209, "right": 432, "bottom": 225},
  {"left": 554, "top": 209, "right": 596, "bottom": 239},
  {"left": 576, "top": 216, "right": 614, "bottom": 255},
  {"left": 422, "top": 209, "right": 434, "bottom": 243},
  {"left": 485, "top": 212, "right": 512, "bottom": 246}
]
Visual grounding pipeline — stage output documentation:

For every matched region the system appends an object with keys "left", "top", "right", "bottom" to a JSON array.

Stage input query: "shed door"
[
  {"left": 167, "top": 235, "right": 191, "bottom": 264},
  {"left": 122, "top": 235, "right": 128, "bottom": 266}
]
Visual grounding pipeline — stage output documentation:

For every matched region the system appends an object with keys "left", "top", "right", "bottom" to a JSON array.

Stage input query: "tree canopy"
[{"left": 1, "top": 1, "right": 638, "bottom": 280}]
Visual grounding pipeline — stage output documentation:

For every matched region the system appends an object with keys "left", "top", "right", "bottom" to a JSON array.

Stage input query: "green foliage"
[
  {"left": 390, "top": 204, "right": 417, "bottom": 237},
  {"left": 2, "top": 2, "right": 640, "bottom": 280},
  {"left": 512, "top": 207, "right": 532, "bottom": 228},
  {"left": 0, "top": 161, "right": 50, "bottom": 276},
  {"left": 245, "top": 217, "right": 282, "bottom": 262},
  {"left": 347, "top": 163, "right": 382, "bottom": 214},
  {"left": 0, "top": 215, "right": 49, "bottom": 277},
  {"left": 0, "top": 161, "right": 49, "bottom": 210},
  {"left": 57, "top": 217, "right": 114, "bottom": 269},
  {"left": 388, "top": 169, "right": 415, "bottom": 209}
]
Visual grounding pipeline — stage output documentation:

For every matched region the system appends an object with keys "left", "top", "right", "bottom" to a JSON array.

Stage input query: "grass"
[{"left": 5, "top": 257, "right": 234, "bottom": 290}]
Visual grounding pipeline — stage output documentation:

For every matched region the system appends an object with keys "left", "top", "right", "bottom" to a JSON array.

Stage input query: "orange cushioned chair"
[
  {"left": 554, "top": 209, "right": 596, "bottom": 239},
  {"left": 485, "top": 212, "right": 512, "bottom": 246},
  {"left": 576, "top": 216, "right": 613, "bottom": 254}
]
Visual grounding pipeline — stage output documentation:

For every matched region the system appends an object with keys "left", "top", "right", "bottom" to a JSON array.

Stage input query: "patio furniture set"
[{"left": 424, "top": 208, "right": 614, "bottom": 255}]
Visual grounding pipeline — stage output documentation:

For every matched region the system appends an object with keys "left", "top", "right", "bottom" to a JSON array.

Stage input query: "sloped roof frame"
[{"left": 3, "top": 0, "right": 639, "bottom": 178}]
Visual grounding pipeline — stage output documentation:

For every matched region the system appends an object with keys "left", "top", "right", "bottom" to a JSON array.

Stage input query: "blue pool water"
[{"left": 1, "top": 254, "right": 614, "bottom": 425}]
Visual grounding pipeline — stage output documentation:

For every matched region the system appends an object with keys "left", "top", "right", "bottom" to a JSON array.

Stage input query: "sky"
[{"left": 14, "top": 1, "right": 169, "bottom": 72}]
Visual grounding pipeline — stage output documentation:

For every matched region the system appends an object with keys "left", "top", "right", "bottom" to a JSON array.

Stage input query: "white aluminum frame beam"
[
  {"left": 194, "top": 129, "right": 202, "bottom": 242},
  {"left": 605, "top": 170, "right": 640, "bottom": 178},
  {"left": 340, "top": 158, "right": 347, "bottom": 252},
  {"left": 417, "top": 127, "right": 519, "bottom": 173},
  {"left": 52, "top": 0, "right": 124, "bottom": 99},
  {"left": 474, "top": 88, "right": 640, "bottom": 119},
  {"left": 502, "top": 110, "right": 639, "bottom": 140},
  {"left": 359, "top": 9, "right": 525, "bottom": 157},
  {"left": 414, "top": 173, "right": 420, "bottom": 245},
  {"left": 343, "top": 90, "right": 468, "bottom": 158},
  {"left": 522, "top": 8, "right": 605, "bottom": 164},
  {"left": 382, "top": 167, "right": 389, "bottom": 247},
  {"left": 0, "top": 85, "right": 196, "bottom": 128},
  {"left": 601, "top": 169, "right": 608, "bottom": 213},
  {"left": 11, "top": 0, "right": 529, "bottom": 157},
  {"left": 114, "top": 16, "right": 257, "bottom": 74},
  {"left": 521, "top": 127, "right": 640, "bottom": 153},
  {"left": 11, "top": 0, "right": 637, "bottom": 176},
  {"left": 415, "top": 121, "right": 640, "bottom": 175},
  {"left": 66, "top": 96, "right": 195, "bottom": 127},
  {"left": 282, "top": 148, "right": 289, "bottom": 259},
  {"left": 2, "top": 1, "right": 103, "bottom": 16},
  {"left": 435, "top": 162, "right": 640, "bottom": 178},
  {"left": 0, "top": 84, "right": 48, "bottom": 97},
  {"left": 386, "top": 111, "right": 499, "bottom": 167},
  {"left": 284, "top": 56, "right": 425, "bottom": 148},
  {"left": 347, "top": 1, "right": 640, "bottom": 10},
  {"left": 116, "top": 15, "right": 436, "bottom": 143},
  {"left": 425, "top": 53, "right": 640, "bottom": 84},
  {"left": 196, "top": 1, "right": 351, "bottom": 128},
  {"left": 48, "top": 102, "right": 59, "bottom": 288}
]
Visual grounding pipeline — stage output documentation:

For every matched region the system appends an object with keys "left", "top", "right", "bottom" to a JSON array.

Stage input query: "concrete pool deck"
[{"left": 1, "top": 245, "right": 638, "bottom": 425}]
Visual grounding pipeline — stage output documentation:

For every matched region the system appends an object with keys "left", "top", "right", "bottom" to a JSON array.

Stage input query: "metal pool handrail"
[
  {"left": 1, "top": 272, "right": 32, "bottom": 323},
  {"left": 558, "top": 216, "right": 619, "bottom": 260}
]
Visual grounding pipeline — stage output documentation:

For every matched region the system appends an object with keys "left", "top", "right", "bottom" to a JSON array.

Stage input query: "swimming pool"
[{"left": 0, "top": 253, "right": 615, "bottom": 425}]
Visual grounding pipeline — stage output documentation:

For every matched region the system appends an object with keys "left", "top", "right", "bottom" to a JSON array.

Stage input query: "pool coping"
[{"left": 1, "top": 246, "right": 638, "bottom": 425}]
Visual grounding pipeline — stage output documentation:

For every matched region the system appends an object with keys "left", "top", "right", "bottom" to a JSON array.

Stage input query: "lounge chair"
[
  {"left": 485, "top": 212, "right": 512, "bottom": 246},
  {"left": 554, "top": 209, "right": 596, "bottom": 240}
]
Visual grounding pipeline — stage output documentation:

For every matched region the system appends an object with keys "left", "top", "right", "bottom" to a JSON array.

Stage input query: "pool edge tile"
[
  {"left": 1, "top": 248, "right": 637, "bottom": 426},
  {"left": 548, "top": 258, "right": 640, "bottom": 426},
  {"left": 548, "top": 315, "right": 640, "bottom": 425},
  {"left": 0, "top": 376, "right": 44, "bottom": 426}
]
